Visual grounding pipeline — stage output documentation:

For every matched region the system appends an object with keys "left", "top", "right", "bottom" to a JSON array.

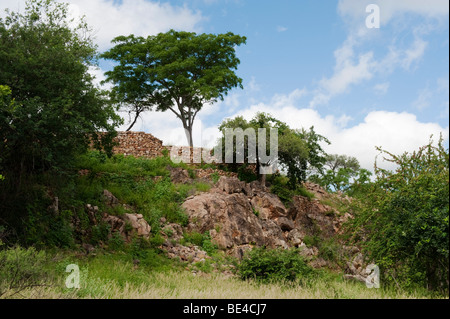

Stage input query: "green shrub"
[
  {"left": 269, "top": 174, "right": 314, "bottom": 206},
  {"left": 0, "top": 245, "right": 51, "bottom": 298},
  {"left": 108, "top": 231, "right": 125, "bottom": 251},
  {"left": 236, "top": 247, "right": 314, "bottom": 284},
  {"left": 350, "top": 137, "right": 449, "bottom": 292},
  {"left": 210, "top": 172, "right": 220, "bottom": 184},
  {"left": 181, "top": 231, "right": 218, "bottom": 256},
  {"left": 90, "top": 221, "right": 110, "bottom": 245}
]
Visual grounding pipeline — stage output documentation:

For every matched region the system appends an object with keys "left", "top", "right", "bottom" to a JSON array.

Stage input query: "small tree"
[
  {"left": 101, "top": 30, "right": 246, "bottom": 146},
  {"left": 217, "top": 113, "right": 328, "bottom": 188}
]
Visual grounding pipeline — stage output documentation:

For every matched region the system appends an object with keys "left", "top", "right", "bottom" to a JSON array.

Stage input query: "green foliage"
[
  {"left": 181, "top": 231, "right": 218, "bottom": 256},
  {"left": 236, "top": 247, "right": 314, "bottom": 284},
  {"left": 91, "top": 222, "right": 111, "bottom": 246},
  {"left": 0, "top": 245, "right": 50, "bottom": 298},
  {"left": 350, "top": 136, "right": 449, "bottom": 292},
  {"left": 101, "top": 29, "right": 246, "bottom": 145},
  {"left": 74, "top": 151, "right": 189, "bottom": 233},
  {"left": 269, "top": 174, "right": 314, "bottom": 206},
  {"left": 107, "top": 231, "right": 125, "bottom": 251},
  {"left": 309, "top": 154, "right": 372, "bottom": 194},
  {"left": 210, "top": 172, "right": 220, "bottom": 184},
  {"left": 0, "top": 0, "right": 121, "bottom": 176},
  {"left": 0, "top": 0, "right": 121, "bottom": 234},
  {"left": 217, "top": 113, "right": 329, "bottom": 189}
]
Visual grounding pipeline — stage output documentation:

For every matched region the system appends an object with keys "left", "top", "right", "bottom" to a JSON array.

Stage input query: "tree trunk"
[
  {"left": 184, "top": 125, "right": 194, "bottom": 148},
  {"left": 256, "top": 156, "right": 266, "bottom": 187},
  {"left": 126, "top": 112, "right": 140, "bottom": 131},
  {"left": 260, "top": 172, "right": 266, "bottom": 187}
]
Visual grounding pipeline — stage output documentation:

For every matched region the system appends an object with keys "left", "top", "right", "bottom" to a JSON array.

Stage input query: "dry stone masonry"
[{"left": 111, "top": 131, "right": 166, "bottom": 158}]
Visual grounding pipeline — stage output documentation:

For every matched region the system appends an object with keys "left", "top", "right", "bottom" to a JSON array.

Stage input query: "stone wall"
[{"left": 109, "top": 131, "right": 166, "bottom": 158}]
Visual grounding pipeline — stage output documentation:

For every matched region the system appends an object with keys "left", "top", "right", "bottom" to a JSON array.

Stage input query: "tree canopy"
[
  {"left": 101, "top": 30, "right": 246, "bottom": 146},
  {"left": 216, "top": 112, "right": 329, "bottom": 188},
  {"left": 0, "top": 0, "right": 121, "bottom": 180}
]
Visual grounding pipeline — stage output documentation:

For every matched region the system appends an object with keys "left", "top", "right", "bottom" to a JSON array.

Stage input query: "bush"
[
  {"left": 350, "top": 136, "right": 449, "bottom": 292},
  {"left": 0, "top": 245, "right": 51, "bottom": 298},
  {"left": 181, "top": 231, "right": 218, "bottom": 256},
  {"left": 236, "top": 247, "right": 314, "bottom": 284},
  {"left": 269, "top": 174, "right": 314, "bottom": 206}
]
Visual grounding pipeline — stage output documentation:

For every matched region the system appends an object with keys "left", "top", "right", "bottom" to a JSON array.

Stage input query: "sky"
[{"left": 1, "top": 0, "right": 449, "bottom": 172}]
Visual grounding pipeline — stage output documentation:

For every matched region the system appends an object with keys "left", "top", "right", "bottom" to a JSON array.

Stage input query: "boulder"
[
  {"left": 123, "top": 213, "right": 151, "bottom": 239},
  {"left": 167, "top": 166, "right": 192, "bottom": 184},
  {"left": 103, "top": 189, "right": 119, "bottom": 207},
  {"left": 288, "top": 196, "right": 338, "bottom": 238},
  {"left": 250, "top": 192, "right": 287, "bottom": 220},
  {"left": 215, "top": 176, "right": 246, "bottom": 194},
  {"left": 275, "top": 216, "right": 295, "bottom": 231},
  {"left": 228, "top": 244, "right": 254, "bottom": 260},
  {"left": 182, "top": 192, "right": 266, "bottom": 249},
  {"left": 260, "top": 219, "right": 289, "bottom": 249},
  {"left": 164, "top": 244, "right": 211, "bottom": 263},
  {"left": 101, "top": 212, "right": 151, "bottom": 242},
  {"left": 287, "top": 228, "right": 304, "bottom": 247}
]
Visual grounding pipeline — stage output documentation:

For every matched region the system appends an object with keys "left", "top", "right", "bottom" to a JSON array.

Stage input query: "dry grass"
[
  {"left": 1, "top": 249, "right": 438, "bottom": 300},
  {"left": 8, "top": 270, "right": 431, "bottom": 299}
]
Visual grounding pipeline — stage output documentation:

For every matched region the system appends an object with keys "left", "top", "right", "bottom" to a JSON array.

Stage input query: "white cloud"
[
  {"left": 69, "top": 0, "right": 204, "bottom": 50},
  {"left": 309, "top": 4, "right": 434, "bottom": 108},
  {"left": 338, "top": 0, "right": 449, "bottom": 25},
  {"left": 276, "top": 25, "right": 288, "bottom": 32},
  {"left": 114, "top": 88, "right": 448, "bottom": 174},
  {"left": 373, "top": 82, "right": 389, "bottom": 95},
  {"left": 227, "top": 90, "right": 449, "bottom": 172},
  {"left": 248, "top": 76, "right": 260, "bottom": 92},
  {"left": 1, "top": 0, "right": 204, "bottom": 51},
  {"left": 412, "top": 87, "right": 433, "bottom": 111},
  {"left": 321, "top": 51, "right": 375, "bottom": 96},
  {"left": 309, "top": 36, "right": 376, "bottom": 107}
]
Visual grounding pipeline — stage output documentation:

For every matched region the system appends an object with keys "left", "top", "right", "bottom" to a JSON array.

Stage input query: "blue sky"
[{"left": 1, "top": 0, "right": 449, "bottom": 171}]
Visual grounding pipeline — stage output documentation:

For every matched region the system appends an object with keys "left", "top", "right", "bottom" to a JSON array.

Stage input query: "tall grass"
[{"left": 1, "top": 248, "right": 439, "bottom": 299}]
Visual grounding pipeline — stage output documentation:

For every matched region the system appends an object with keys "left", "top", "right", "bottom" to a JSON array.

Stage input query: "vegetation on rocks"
[{"left": 0, "top": 0, "right": 448, "bottom": 300}]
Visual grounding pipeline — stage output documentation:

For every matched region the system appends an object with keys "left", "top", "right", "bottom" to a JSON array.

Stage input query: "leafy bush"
[
  {"left": 181, "top": 231, "right": 218, "bottom": 256},
  {"left": 269, "top": 174, "right": 314, "bottom": 206},
  {"left": 108, "top": 231, "right": 125, "bottom": 251},
  {"left": 236, "top": 247, "right": 314, "bottom": 284},
  {"left": 350, "top": 136, "right": 449, "bottom": 292},
  {"left": 0, "top": 245, "right": 51, "bottom": 298}
]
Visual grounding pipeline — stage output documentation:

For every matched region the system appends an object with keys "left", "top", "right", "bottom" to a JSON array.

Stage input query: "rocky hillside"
[{"left": 83, "top": 164, "right": 370, "bottom": 283}]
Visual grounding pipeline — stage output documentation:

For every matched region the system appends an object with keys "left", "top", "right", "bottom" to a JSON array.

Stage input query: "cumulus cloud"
[
  {"left": 111, "top": 84, "right": 448, "bottom": 174},
  {"left": 67, "top": 0, "right": 204, "bottom": 50},
  {"left": 308, "top": 0, "right": 440, "bottom": 109},
  {"left": 221, "top": 90, "right": 449, "bottom": 172},
  {"left": 338, "top": 0, "right": 449, "bottom": 25},
  {"left": 1, "top": 0, "right": 204, "bottom": 51}
]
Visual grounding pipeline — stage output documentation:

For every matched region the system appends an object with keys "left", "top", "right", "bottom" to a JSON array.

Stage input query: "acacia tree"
[{"left": 101, "top": 30, "right": 247, "bottom": 147}]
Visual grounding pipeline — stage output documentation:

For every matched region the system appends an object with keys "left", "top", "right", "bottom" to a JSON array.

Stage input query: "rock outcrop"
[
  {"left": 85, "top": 190, "right": 151, "bottom": 243},
  {"left": 182, "top": 176, "right": 292, "bottom": 252},
  {"left": 178, "top": 176, "right": 365, "bottom": 277}
]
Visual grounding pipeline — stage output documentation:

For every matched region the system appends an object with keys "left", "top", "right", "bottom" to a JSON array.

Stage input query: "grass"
[{"left": 1, "top": 247, "right": 440, "bottom": 299}]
